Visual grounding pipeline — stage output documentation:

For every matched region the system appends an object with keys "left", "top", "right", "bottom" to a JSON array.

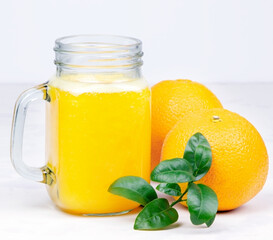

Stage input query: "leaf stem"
[{"left": 170, "top": 185, "right": 189, "bottom": 207}]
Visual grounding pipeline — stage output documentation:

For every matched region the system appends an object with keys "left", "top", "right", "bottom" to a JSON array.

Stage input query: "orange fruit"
[
  {"left": 151, "top": 80, "right": 223, "bottom": 170},
  {"left": 161, "top": 108, "right": 268, "bottom": 211}
]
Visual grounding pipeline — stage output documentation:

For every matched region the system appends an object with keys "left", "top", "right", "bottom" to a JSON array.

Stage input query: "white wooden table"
[{"left": 1, "top": 82, "right": 272, "bottom": 240}]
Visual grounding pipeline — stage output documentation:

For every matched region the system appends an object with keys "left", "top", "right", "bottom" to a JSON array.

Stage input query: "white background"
[{"left": 1, "top": 0, "right": 273, "bottom": 85}]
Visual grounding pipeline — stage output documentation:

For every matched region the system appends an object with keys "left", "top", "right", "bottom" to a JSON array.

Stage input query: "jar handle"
[{"left": 10, "top": 83, "right": 54, "bottom": 184}]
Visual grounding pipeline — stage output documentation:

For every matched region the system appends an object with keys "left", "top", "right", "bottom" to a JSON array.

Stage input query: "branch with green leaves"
[{"left": 108, "top": 132, "right": 218, "bottom": 230}]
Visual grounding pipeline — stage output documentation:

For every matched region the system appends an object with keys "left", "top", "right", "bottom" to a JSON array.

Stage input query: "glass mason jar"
[{"left": 11, "top": 35, "right": 151, "bottom": 215}]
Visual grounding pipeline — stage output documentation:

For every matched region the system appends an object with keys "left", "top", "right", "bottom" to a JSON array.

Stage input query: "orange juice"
[{"left": 46, "top": 74, "right": 151, "bottom": 214}]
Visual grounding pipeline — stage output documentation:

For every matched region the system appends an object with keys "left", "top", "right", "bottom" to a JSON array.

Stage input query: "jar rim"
[
  {"left": 54, "top": 34, "right": 142, "bottom": 53},
  {"left": 54, "top": 34, "right": 143, "bottom": 71}
]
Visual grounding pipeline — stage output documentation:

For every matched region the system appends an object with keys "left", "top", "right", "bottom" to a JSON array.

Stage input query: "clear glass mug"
[{"left": 10, "top": 35, "right": 151, "bottom": 215}]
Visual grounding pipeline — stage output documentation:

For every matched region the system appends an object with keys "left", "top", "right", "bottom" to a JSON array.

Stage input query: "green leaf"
[
  {"left": 108, "top": 176, "right": 157, "bottom": 206},
  {"left": 156, "top": 183, "right": 182, "bottom": 196},
  {"left": 183, "top": 132, "right": 212, "bottom": 180},
  {"left": 187, "top": 183, "right": 218, "bottom": 226},
  {"left": 206, "top": 215, "right": 216, "bottom": 227},
  {"left": 193, "top": 144, "right": 212, "bottom": 180},
  {"left": 189, "top": 209, "right": 216, "bottom": 227},
  {"left": 134, "top": 198, "right": 178, "bottom": 230},
  {"left": 151, "top": 158, "right": 194, "bottom": 183}
]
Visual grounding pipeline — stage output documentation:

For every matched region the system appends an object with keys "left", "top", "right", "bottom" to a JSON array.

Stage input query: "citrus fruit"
[
  {"left": 151, "top": 79, "right": 223, "bottom": 170},
  {"left": 161, "top": 108, "right": 268, "bottom": 211}
]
